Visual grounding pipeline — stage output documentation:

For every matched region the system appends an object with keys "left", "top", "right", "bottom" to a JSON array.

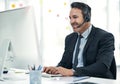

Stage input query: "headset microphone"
[
  {"left": 76, "top": 20, "right": 85, "bottom": 28},
  {"left": 76, "top": 15, "right": 89, "bottom": 28}
]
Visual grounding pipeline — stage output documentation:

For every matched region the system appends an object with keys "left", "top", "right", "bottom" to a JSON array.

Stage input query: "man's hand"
[
  {"left": 43, "top": 66, "right": 58, "bottom": 74},
  {"left": 43, "top": 66, "right": 74, "bottom": 76},
  {"left": 55, "top": 67, "right": 74, "bottom": 76}
]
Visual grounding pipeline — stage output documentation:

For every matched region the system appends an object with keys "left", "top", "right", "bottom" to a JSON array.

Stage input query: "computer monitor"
[{"left": 0, "top": 6, "right": 41, "bottom": 72}]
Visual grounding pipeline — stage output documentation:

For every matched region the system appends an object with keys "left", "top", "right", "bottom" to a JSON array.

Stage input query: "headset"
[
  {"left": 83, "top": 5, "right": 91, "bottom": 22},
  {"left": 76, "top": 5, "right": 91, "bottom": 28}
]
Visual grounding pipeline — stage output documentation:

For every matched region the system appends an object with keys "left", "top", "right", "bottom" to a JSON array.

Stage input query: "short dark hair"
[{"left": 71, "top": 2, "right": 91, "bottom": 22}]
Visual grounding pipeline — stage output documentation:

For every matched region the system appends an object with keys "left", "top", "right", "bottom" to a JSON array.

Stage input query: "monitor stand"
[{"left": 0, "top": 39, "right": 13, "bottom": 81}]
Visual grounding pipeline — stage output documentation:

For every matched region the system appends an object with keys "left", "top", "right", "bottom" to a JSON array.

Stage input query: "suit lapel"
[
  {"left": 83, "top": 26, "right": 96, "bottom": 65},
  {"left": 72, "top": 33, "right": 78, "bottom": 46}
]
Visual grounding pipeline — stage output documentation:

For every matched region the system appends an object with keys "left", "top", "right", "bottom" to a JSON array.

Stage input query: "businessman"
[{"left": 43, "top": 2, "right": 116, "bottom": 79}]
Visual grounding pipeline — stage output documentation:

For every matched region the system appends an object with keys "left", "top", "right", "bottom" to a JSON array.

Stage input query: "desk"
[
  {"left": 0, "top": 67, "right": 120, "bottom": 84},
  {"left": 0, "top": 74, "right": 119, "bottom": 84}
]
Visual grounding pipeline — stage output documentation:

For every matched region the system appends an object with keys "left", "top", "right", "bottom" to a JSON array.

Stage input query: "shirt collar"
[{"left": 78, "top": 24, "right": 92, "bottom": 39}]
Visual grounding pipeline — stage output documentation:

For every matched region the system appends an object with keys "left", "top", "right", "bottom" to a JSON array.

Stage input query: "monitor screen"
[{"left": 0, "top": 6, "right": 40, "bottom": 69}]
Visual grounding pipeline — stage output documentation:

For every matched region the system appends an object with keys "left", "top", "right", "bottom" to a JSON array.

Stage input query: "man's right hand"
[{"left": 43, "top": 66, "right": 58, "bottom": 74}]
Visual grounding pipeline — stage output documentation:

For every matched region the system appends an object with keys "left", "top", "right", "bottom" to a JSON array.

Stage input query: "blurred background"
[{"left": 0, "top": 0, "right": 120, "bottom": 68}]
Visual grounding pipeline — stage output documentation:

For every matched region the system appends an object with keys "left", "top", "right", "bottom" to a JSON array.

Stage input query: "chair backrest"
[{"left": 110, "top": 57, "right": 116, "bottom": 79}]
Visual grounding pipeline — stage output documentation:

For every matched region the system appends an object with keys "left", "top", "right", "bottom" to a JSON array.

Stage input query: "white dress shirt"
[{"left": 72, "top": 25, "right": 92, "bottom": 68}]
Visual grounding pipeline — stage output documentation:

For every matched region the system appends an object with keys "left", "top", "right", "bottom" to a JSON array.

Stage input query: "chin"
[{"left": 73, "top": 28, "right": 79, "bottom": 32}]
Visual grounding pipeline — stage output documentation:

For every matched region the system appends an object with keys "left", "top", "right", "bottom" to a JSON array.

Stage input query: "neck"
[{"left": 79, "top": 22, "right": 91, "bottom": 34}]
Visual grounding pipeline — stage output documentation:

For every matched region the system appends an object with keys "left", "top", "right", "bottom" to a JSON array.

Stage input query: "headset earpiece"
[
  {"left": 84, "top": 6, "right": 90, "bottom": 22},
  {"left": 84, "top": 15, "right": 90, "bottom": 22}
]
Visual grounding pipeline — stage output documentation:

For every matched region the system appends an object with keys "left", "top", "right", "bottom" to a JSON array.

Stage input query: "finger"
[
  {"left": 45, "top": 67, "right": 51, "bottom": 73},
  {"left": 43, "top": 67, "right": 47, "bottom": 72},
  {"left": 56, "top": 67, "right": 65, "bottom": 75},
  {"left": 48, "top": 67, "right": 56, "bottom": 74},
  {"left": 51, "top": 68, "right": 58, "bottom": 74},
  {"left": 54, "top": 70, "right": 59, "bottom": 74},
  {"left": 44, "top": 67, "right": 52, "bottom": 73},
  {"left": 54, "top": 67, "right": 61, "bottom": 74}
]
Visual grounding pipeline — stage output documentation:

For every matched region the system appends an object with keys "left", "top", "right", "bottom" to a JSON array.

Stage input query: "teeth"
[{"left": 72, "top": 25, "right": 77, "bottom": 28}]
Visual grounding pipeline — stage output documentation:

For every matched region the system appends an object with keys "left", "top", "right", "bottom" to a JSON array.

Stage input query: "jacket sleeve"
[{"left": 57, "top": 33, "right": 77, "bottom": 69}]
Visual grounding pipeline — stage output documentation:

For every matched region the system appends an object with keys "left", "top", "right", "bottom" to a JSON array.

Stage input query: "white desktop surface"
[{"left": 0, "top": 67, "right": 120, "bottom": 84}]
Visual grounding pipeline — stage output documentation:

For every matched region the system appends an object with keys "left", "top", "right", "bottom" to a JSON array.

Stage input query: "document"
[
  {"left": 67, "top": 76, "right": 90, "bottom": 83},
  {"left": 72, "top": 76, "right": 90, "bottom": 82},
  {"left": 49, "top": 76, "right": 90, "bottom": 83},
  {"left": 70, "top": 81, "right": 97, "bottom": 84}
]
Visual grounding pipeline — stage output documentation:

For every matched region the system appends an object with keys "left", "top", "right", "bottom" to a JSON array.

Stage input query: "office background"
[{"left": 0, "top": 0, "right": 120, "bottom": 68}]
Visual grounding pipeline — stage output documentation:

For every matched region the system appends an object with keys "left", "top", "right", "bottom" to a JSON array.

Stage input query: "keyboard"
[{"left": 42, "top": 73, "right": 62, "bottom": 78}]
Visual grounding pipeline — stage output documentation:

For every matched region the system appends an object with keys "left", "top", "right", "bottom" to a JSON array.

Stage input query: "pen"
[
  {"left": 32, "top": 64, "right": 35, "bottom": 70},
  {"left": 37, "top": 65, "right": 42, "bottom": 70},
  {"left": 28, "top": 65, "right": 32, "bottom": 71},
  {"left": 28, "top": 64, "right": 36, "bottom": 71}
]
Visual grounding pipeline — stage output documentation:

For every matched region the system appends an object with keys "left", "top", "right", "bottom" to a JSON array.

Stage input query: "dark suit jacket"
[{"left": 58, "top": 25, "right": 116, "bottom": 79}]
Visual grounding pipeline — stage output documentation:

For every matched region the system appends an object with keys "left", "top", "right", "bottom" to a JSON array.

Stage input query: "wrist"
[{"left": 70, "top": 69, "right": 75, "bottom": 76}]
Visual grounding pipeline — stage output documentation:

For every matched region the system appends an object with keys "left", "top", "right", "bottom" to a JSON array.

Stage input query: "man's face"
[{"left": 69, "top": 8, "right": 84, "bottom": 32}]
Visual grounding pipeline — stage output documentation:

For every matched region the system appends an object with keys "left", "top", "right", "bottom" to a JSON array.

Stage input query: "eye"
[
  {"left": 73, "top": 16, "right": 78, "bottom": 19},
  {"left": 69, "top": 15, "right": 78, "bottom": 20}
]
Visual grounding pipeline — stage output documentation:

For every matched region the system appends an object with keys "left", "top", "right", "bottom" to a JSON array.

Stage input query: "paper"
[
  {"left": 48, "top": 76, "right": 90, "bottom": 83},
  {"left": 72, "top": 76, "right": 90, "bottom": 82},
  {"left": 69, "top": 81, "right": 97, "bottom": 84}
]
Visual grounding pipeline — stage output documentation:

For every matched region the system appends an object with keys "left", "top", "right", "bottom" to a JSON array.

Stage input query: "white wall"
[{"left": 0, "top": 0, "right": 119, "bottom": 67}]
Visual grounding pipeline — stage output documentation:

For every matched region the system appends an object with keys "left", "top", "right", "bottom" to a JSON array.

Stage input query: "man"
[{"left": 43, "top": 2, "right": 116, "bottom": 79}]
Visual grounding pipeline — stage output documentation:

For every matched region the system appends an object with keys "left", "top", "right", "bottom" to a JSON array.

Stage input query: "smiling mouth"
[
  {"left": 72, "top": 25, "right": 78, "bottom": 29},
  {"left": 71, "top": 23, "right": 78, "bottom": 28},
  {"left": 73, "top": 27, "right": 77, "bottom": 29}
]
